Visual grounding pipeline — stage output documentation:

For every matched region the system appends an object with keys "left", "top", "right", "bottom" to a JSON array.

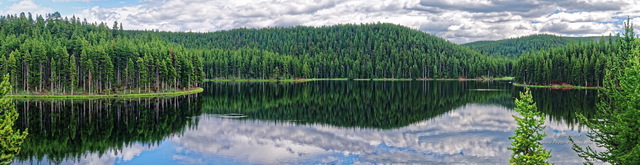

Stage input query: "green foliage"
[
  {"left": 509, "top": 88, "right": 551, "bottom": 165},
  {"left": 513, "top": 38, "right": 615, "bottom": 86},
  {"left": 0, "top": 12, "right": 204, "bottom": 95},
  {"left": 0, "top": 74, "right": 28, "bottom": 164},
  {"left": 1, "top": 13, "right": 511, "bottom": 85},
  {"left": 571, "top": 18, "right": 640, "bottom": 164},
  {"left": 131, "top": 23, "right": 513, "bottom": 79},
  {"left": 464, "top": 34, "right": 602, "bottom": 59}
]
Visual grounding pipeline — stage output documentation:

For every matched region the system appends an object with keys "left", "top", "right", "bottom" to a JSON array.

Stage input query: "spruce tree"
[
  {"left": 509, "top": 88, "right": 551, "bottom": 165},
  {"left": 69, "top": 55, "right": 77, "bottom": 94},
  {"left": 571, "top": 19, "right": 640, "bottom": 164},
  {"left": 0, "top": 74, "right": 29, "bottom": 164}
]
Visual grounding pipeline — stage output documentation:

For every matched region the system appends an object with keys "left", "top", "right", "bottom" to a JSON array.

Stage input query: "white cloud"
[
  {"left": 52, "top": 0, "right": 101, "bottom": 2},
  {"left": 536, "top": 11, "right": 616, "bottom": 23},
  {"left": 36, "top": 0, "right": 640, "bottom": 43},
  {"left": 15, "top": 143, "right": 158, "bottom": 165},
  {"left": 1, "top": 0, "right": 54, "bottom": 16}
]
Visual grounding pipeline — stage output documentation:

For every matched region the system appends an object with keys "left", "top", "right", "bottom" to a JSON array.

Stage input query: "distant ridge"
[{"left": 463, "top": 34, "right": 603, "bottom": 59}]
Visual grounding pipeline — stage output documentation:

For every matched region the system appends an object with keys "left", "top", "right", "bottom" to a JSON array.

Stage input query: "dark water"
[{"left": 13, "top": 81, "right": 600, "bottom": 164}]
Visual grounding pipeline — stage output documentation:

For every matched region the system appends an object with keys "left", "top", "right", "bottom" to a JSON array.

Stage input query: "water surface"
[{"left": 14, "top": 81, "right": 599, "bottom": 164}]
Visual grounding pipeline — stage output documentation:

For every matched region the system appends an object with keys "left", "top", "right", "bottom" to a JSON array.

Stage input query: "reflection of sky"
[
  {"left": 16, "top": 104, "right": 602, "bottom": 164},
  {"left": 15, "top": 143, "right": 158, "bottom": 165},
  {"left": 168, "top": 104, "right": 601, "bottom": 164}
]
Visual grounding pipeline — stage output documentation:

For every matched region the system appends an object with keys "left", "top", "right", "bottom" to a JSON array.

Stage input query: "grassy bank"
[
  {"left": 513, "top": 83, "right": 602, "bottom": 90},
  {"left": 205, "top": 77, "right": 514, "bottom": 82},
  {"left": 7, "top": 88, "right": 204, "bottom": 99}
]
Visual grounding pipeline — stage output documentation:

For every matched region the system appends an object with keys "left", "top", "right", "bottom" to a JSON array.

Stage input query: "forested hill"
[
  {"left": 0, "top": 13, "right": 204, "bottom": 95},
  {"left": 463, "top": 34, "right": 602, "bottom": 59},
  {"left": 513, "top": 35, "right": 624, "bottom": 87},
  {"left": 1, "top": 12, "right": 511, "bottom": 91},
  {"left": 127, "top": 23, "right": 512, "bottom": 79}
]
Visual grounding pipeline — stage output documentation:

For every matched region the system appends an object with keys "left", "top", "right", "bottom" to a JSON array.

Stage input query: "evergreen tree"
[
  {"left": 136, "top": 57, "right": 147, "bottom": 93},
  {"left": 137, "top": 23, "right": 512, "bottom": 80},
  {"left": 509, "top": 88, "right": 551, "bottom": 165},
  {"left": 463, "top": 34, "right": 600, "bottom": 59},
  {"left": 0, "top": 74, "right": 28, "bottom": 164},
  {"left": 69, "top": 55, "right": 77, "bottom": 94},
  {"left": 126, "top": 59, "right": 135, "bottom": 90},
  {"left": 514, "top": 39, "right": 614, "bottom": 86},
  {"left": 0, "top": 13, "right": 203, "bottom": 94},
  {"left": 570, "top": 19, "right": 640, "bottom": 165}
]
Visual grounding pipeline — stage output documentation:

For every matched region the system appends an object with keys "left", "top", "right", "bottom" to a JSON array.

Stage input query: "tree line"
[
  {"left": 464, "top": 34, "right": 601, "bottom": 59},
  {"left": 513, "top": 37, "right": 617, "bottom": 86},
  {"left": 0, "top": 11, "right": 630, "bottom": 90},
  {"left": 131, "top": 23, "right": 513, "bottom": 79},
  {"left": 0, "top": 12, "right": 204, "bottom": 95}
]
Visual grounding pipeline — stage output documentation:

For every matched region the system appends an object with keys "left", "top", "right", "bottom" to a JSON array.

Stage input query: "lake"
[{"left": 13, "top": 81, "right": 600, "bottom": 164}]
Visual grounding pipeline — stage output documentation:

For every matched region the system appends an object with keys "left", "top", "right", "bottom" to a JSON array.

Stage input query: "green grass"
[
  {"left": 205, "top": 77, "right": 514, "bottom": 82},
  {"left": 513, "top": 83, "right": 602, "bottom": 90},
  {"left": 7, "top": 88, "right": 204, "bottom": 99}
]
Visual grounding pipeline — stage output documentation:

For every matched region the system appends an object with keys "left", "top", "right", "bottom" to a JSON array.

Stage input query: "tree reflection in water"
[{"left": 13, "top": 81, "right": 598, "bottom": 164}]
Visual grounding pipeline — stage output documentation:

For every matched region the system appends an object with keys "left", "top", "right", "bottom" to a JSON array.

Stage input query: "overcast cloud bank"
[{"left": 2, "top": 0, "right": 639, "bottom": 43}]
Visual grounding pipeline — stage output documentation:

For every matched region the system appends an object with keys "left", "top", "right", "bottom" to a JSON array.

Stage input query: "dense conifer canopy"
[{"left": 0, "top": 13, "right": 204, "bottom": 94}]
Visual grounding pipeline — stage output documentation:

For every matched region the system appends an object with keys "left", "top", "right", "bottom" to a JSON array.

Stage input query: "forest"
[
  {"left": 126, "top": 22, "right": 633, "bottom": 88},
  {"left": 0, "top": 12, "right": 635, "bottom": 94},
  {"left": 513, "top": 38, "right": 615, "bottom": 86},
  {"left": 0, "top": 12, "right": 204, "bottom": 95},
  {"left": 511, "top": 30, "right": 635, "bottom": 87},
  {"left": 463, "top": 34, "right": 601, "bottom": 59},
  {"left": 0, "top": 10, "right": 638, "bottom": 165},
  {"left": 0, "top": 12, "right": 516, "bottom": 95},
  {"left": 129, "top": 23, "right": 513, "bottom": 79}
]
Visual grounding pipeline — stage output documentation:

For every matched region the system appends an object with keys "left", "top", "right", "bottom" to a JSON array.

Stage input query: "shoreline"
[
  {"left": 513, "top": 83, "right": 602, "bottom": 90},
  {"left": 205, "top": 77, "right": 514, "bottom": 82},
  {"left": 7, "top": 88, "right": 204, "bottom": 99}
]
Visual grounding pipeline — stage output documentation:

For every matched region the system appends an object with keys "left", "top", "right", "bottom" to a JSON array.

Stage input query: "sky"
[{"left": 1, "top": 0, "right": 639, "bottom": 44}]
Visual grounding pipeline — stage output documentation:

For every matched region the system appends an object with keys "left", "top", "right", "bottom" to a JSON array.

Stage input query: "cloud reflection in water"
[{"left": 170, "top": 104, "right": 597, "bottom": 164}]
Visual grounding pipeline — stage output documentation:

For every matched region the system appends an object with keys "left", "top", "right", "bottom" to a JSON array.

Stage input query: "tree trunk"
[{"left": 39, "top": 64, "right": 43, "bottom": 92}]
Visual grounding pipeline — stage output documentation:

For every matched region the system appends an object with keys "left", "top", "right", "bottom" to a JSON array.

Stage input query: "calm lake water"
[{"left": 14, "top": 81, "right": 601, "bottom": 164}]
